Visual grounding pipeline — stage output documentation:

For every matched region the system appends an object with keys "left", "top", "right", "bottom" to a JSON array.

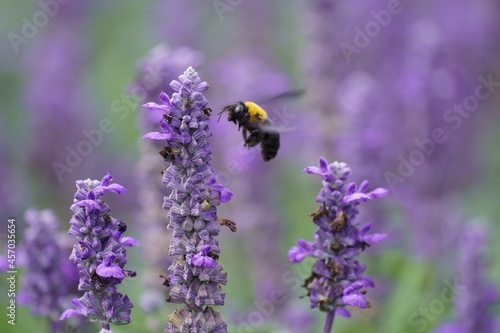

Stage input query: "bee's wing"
[
  {"left": 256, "top": 89, "right": 306, "bottom": 104},
  {"left": 258, "top": 119, "right": 295, "bottom": 133}
]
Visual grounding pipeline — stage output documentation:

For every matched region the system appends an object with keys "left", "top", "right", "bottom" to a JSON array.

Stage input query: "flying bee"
[
  {"left": 219, "top": 101, "right": 280, "bottom": 161},
  {"left": 218, "top": 89, "right": 304, "bottom": 161}
]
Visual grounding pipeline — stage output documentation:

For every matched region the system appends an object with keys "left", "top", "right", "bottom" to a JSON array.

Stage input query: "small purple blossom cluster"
[
  {"left": 455, "top": 225, "right": 500, "bottom": 332},
  {"left": 19, "top": 209, "right": 79, "bottom": 330},
  {"left": 143, "top": 66, "right": 231, "bottom": 332},
  {"left": 60, "top": 174, "right": 138, "bottom": 329},
  {"left": 288, "top": 158, "right": 388, "bottom": 320},
  {"left": 433, "top": 222, "right": 500, "bottom": 333}
]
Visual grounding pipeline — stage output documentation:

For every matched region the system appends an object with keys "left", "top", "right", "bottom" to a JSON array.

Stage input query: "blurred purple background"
[{"left": 1, "top": 0, "right": 499, "bottom": 332}]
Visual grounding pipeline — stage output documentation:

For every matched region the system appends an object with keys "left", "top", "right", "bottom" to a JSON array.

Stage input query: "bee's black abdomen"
[{"left": 261, "top": 132, "right": 280, "bottom": 161}]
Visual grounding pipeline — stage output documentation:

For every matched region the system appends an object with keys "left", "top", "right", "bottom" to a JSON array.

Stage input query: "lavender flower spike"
[
  {"left": 288, "top": 158, "right": 388, "bottom": 333},
  {"left": 18, "top": 209, "right": 79, "bottom": 333},
  {"left": 432, "top": 222, "right": 500, "bottom": 333},
  {"left": 143, "top": 67, "right": 231, "bottom": 333},
  {"left": 60, "top": 174, "right": 138, "bottom": 331}
]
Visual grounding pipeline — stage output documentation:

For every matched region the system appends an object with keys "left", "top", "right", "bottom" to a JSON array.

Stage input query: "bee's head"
[
  {"left": 218, "top": 102, "right": 247, "bottom": 123},
  {"left": 233, "top": 102, "right": 247, "bottom": 116}
]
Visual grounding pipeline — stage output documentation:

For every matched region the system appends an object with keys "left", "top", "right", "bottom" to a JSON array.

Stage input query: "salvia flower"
[
  {"left": 25, "top": 1, "right": 89, "bottom": 184},
  {"left": 192, "top": 245, "right": 216, "bottom": 268},
  {"left": 60, "top": 174, "right": 138, "bottom": 331},
  {"left": 288, "top": 158, "right": 388, "bottom": 331},
  {"left": 132, "top": 44, "right": 202, "bottom": 312},
  {"left": 19, "top": 209, "right": 79, "bottom": 332},
  {"left": 143, "top": 66, "right": 231, "bottom": 333},
  {"left": 432, "top": 222, "right": 500, "bottom": 333}
]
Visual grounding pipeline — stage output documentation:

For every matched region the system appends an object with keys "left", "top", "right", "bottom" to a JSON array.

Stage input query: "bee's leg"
[
  {"left": 242, "top": 128, "right": 248, "bottom": 142},
  {"left": 245, "top": 130, "right": 261, "bottom": 148}
]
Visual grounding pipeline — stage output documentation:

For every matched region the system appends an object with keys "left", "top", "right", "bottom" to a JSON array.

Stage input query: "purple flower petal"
[
  {"left": 288, "top": 246, "right": 307, "bottom": 263},
  {"left": 169, "top": 80, "right": 183, "bottom": 91},
  {"left": 318, "top": 157, "right": 328, "bottom": 172},
  {"left": 342, "top": 292, "right": 367, "bottom": 308},
  {"left": 344, "top": 280, "right": 365, "bottom": 294},
  {"left": 359, "top": 223, "right": 372, "bottom": 235},
  {"left": 358, "top": 180, "right": 370, "bottom": 193},
  {"left": 121, "top": 237, "right": 140, "bottom": 247},
  {"left": 96, "top": 262, "right": 124, "bottom": 278},
  {"left": 159, "top": 120, "right": 173, "bottom": 134},
  {"left": 95, "top": 183, "right": 128, "bottom": 196},
  {"left": 142, "top": 131, "right": 170, "bottom": 140},
  {"left": 288, "top": 239, "right": 314, "bottom": 264},
  {"left": 346, "top": 182, "right": 357, "bottom": 195},
  {"left": 194, "top": 81, "right": 209, "bottom": 92},
  {"left": 363, "top": 233, "right": 388, "bottom": 244},
  {"left": 199, "top": 244, "right": 212, "bottom": 255},
  {"left": 367, "top": 187, "right": 389, "bottom": 199},
  {"left": 104, "top": 183, "right": 128, "bottom": 195},
  {"left": 142, "top": 101, "right": 170, "bottom": 112},
  {"left": 71, "top": 200, "right": 102, "bottom": 212},
  {"left": 218, "top": 187, "right": 233, "bottom": 203},
  {"left": 343, "top": 192, "right": 371, "bottom": 203},
  {"left": 209, "top": 178, "right": 233, "bottom": 203},
  {"left": 335, "top": 307, "right": 351, "bottom": 318},
  {"left": 302, "top": 166, "right": 321, "bottom": 175},
  {"left": 86, "top": 191, "right": 96, "bottom": 201},
  {"left": 192, "top": 244, "right": 216, "bottom": 268},
  {"left": 361, "top": 276, "right": 375, "bottom": 288},
  {"left": 101, "top": 173, "right": 113, "bottom": 186},
  {"left": 192, "top": 254, "right": 216, "bottom": 268},
  {"left": 159, "top": 91, "right": 173, "bottom": 107},
  {"left": 59, "top": 308, "right": 79, "bottom": 320},
  {"left": 288, "top": 240, "right": 314, "bottom": 263}
]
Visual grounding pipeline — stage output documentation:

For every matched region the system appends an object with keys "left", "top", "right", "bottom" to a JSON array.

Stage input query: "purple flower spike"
[
  {"left": 143, "top": 67, "right": 231, "bottom": 332},
  {"left": 432, "top": 222, "right": 500, "bottom": 333},
  {"left": 18, "top": 209, "right": 80, "bottom": 329},
  {"left": 61, "top": 175, "right": 137, "bottom": 329},
  {"left": 289, "top": 158, "right": 388, "bottom": 331}
]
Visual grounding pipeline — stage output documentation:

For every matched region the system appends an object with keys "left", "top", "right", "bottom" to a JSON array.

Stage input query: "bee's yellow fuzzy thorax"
[{"left": 244, "top": 101, "right": 268, "bottom": 121}]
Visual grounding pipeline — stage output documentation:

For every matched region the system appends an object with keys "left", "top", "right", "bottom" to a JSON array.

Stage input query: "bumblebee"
[
  {"left": 219, "top": 101, "right": 281, "bottom": 161},
  {"left": 219, "top": 90, "right": 304, "bottom": 161}
]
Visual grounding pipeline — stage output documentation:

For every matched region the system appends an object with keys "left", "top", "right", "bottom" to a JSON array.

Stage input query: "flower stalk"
[
  {"left": 19, "top": 209, "right": 79, "bottom": 331},
  {"left": 322, "top": 310, "right": 335, "bottom": 333},
  {"left": 60, "top": 174, "right": 138, "bottom": 332},
  {"left": 288, "top": 158, "right": 388, "bottom": 330},
  {"left": 143, "top": 66, "right": 232, "bottom": 333}
]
